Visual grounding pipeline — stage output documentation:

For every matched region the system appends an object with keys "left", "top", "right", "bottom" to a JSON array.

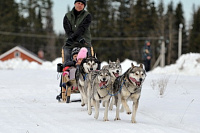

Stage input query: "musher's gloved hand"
[
  {"left": 66, "top": 37, "right": 74, "bottom": 46},
  {"left": 78, "top": 38, "right": 86, "bottom": 44}
]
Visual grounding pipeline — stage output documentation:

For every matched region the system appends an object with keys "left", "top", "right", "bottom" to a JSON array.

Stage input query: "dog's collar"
[
  {"left": 97, "top": 86, "right": 111, "bottom": 99},
  {"left": 100, "top": 85, "right": 108, "bottom": 89},
  {"left": 97, "top": 92, "right": 107, "bottom": 99},
  {"left": 100, "top": 83, "right": 112, "bottom": 91},
  {"left": 127, "top": 86, "right": 141, "bottom": 95}
]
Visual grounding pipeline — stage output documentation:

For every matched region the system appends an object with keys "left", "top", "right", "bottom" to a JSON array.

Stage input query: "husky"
[
  {"left": 102, "top": 59, "right": 122, "bottom": 110},
  {"left": 86, "top": 68, "right": 112, "bottom": 121},
  {"left": 113, "top": 63, "right": 146, "bottom": 123},
  {"left": 75, "top": 55, "right": 99, "bottom": 106},
  {"left": 102, "top": 59, "right": 122, "bottom": 81}
]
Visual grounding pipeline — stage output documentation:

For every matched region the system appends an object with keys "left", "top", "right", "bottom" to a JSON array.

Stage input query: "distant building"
[{"left": 0, "top": 46, "right": 43, "bottom": 64}]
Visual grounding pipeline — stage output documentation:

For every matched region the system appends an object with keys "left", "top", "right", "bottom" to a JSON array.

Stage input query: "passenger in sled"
[{"left": 62, "top": 47, "right": 88, "bottom": 93}]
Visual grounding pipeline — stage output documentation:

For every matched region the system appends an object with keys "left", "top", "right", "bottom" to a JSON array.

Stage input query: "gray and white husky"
[
  {"left": 67, "top": 55, "right": 99, "bottom": 106},
  {"left": 85, "top": 68, "right": 112, "bottom": 121},
  {"left": 102, "top": 59, "right": 122, "bottom": 110},
  {"left": 113, "top": 63, "right": 146, "bottom": 123},
  {"left": 102, "top": 59, "right": 122, "bottom": 81}
]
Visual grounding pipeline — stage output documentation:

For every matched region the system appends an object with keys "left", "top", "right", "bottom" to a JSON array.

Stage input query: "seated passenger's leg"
[{"left": 69, "top": 68, "right": 76, "bottom": 80}]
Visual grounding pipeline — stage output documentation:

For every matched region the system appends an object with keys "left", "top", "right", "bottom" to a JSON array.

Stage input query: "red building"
[{"left": 0, "top": 46, "right": 43, "bottom": 64}]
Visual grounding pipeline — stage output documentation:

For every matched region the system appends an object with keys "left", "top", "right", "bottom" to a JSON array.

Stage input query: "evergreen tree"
[
  {"left": 189, "top": 6, "right": 200, "bottom": 53},
  {"left": 0, "top": 0, "right": 21, "bottom": 53},
  {"left": 133, "top": 0, "right": 150, "bottom": 37},
  {"left": 112, "top": 0, "right": 132, "bottom": 62},
  {"left": 165, "top": 1, "right": 176, "bottom": 64},
  {"left": 87, "top": 0, "right": 114, "bottom": 61},
  {"left": 44, "top": 0, "right": 56, "bottom": 60},
  {"left": 157, "top": 0, "right": 165, "bottom": 36}
]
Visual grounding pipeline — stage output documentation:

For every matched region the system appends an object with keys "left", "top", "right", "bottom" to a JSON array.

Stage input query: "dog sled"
[{"left": 56, "top": 42, "right": 95, "bottom": 103}]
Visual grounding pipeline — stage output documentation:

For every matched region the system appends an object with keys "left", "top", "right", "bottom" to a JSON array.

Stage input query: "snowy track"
[{"left": 0, "top": 69, "right": 199, "bottom": 133}]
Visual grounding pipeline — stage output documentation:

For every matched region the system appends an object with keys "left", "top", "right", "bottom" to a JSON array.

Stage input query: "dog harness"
[
  {"left": 97, "top": 85, "right": 112, "bottom": 99},
  {"left": 97, "top": 90, "right": 108, "bottom": 99},
  {"left": 126, "top": 86, "right": 141, "bottom": 96},
  {"left": 82, "top": 73, "right": 87, "bottom": 81},
  {"left": 108, "top": 79, "right": 126, "bottom": 96}
]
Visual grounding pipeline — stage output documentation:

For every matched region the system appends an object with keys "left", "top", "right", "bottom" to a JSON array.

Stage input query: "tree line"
[
  {"left": 0, "top": 0, "right": 200, "bottom": 68},
  {"left": 0, "top": 0, "right": 55, "bottom": 60}
]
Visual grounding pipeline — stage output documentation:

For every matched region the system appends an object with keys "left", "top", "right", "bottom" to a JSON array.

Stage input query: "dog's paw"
[
  {"left": 131, "top": 120, "right": 136, "bottom": 123},
  {"left": 88, "top": 111, "right": 92, "bottom": 115},
  {"left": 103, "top": 118, "right": 109, "bottom": 121},
  {"left": 109, "top": 106, "right": 113, "bottom": 110},
  {"left": 114, "top": 118, "right": 121, "bottom": 121},
  {"left": 81, "top": 103, "right": 85, "bottom": 107},
  {"left": 94, "top": 116, "right": 98, "bottom": 120},
  {"left": 127, "top": 112, "right": 132, "bottom": 115}
]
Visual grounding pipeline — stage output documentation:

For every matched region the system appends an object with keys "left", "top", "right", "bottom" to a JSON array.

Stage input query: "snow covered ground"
[{"left": 0, "top": 53, "right": 200, "bottom": 133}]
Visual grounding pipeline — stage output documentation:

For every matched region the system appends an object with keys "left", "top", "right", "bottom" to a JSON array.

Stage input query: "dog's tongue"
[
  {"left": 129, "top": 77, "right": 137, "bottom": 82},
  {"left": 129, "top": 77, "right": 141, "bottom": 86},
  {"left": 114, "top": 73, "right": 119, "bottom": 77},
  {"left": 99, "top": 81, "right": 107, "bottom": 87}
]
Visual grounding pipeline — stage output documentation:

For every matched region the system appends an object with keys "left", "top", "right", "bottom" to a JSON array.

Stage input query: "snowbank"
[
  {"left": 1, "top": 53, "right": 200, "bottom": 75},
  {"left": 151, "top": 53, "right": 200, "bottom": 75}
]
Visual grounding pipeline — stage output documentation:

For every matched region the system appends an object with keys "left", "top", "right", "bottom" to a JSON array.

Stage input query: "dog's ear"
[
  {"left": 93, "top": 53, "right": 97, "bottom": 59},
  {"left": 107, "top": 69, "right": 111, "bottom": 76},
  {"left": 93, "top": 53, "right": 100, "bottom": 63},
  {"left": 131, "top": 63, "right": 135, "bottom": 68},
  {"left": 139, "top": 63, "right": 143, "bottom": 69},
  {"left": 86, "top": 51, "right": 89, "bottom": 58},
  {"left": 80, "top": 58, "right": 86, "bottom": 65},
  {"left": 109, "top": 60, "right": 112, "bottom": 64},
  {"left": 116, "top": 58, "right": 120, "bottom": 63}
]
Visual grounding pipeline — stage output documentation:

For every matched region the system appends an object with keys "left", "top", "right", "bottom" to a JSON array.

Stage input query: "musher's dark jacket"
[{"left": 63, "top": 7, "right": 92, "bottom": 47}]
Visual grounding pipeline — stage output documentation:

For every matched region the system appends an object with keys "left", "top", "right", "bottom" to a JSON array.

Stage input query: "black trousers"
[{"left": 144, "top": 59, "right": 151, "bottom": 72}]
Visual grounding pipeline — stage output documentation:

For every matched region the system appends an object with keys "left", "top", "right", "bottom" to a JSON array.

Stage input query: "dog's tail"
[{"left": 66, "top": 79, "right": 77, "bottom": 87}]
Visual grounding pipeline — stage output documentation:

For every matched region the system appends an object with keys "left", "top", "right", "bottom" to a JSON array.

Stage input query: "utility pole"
[
  {"left": 161, "top": 39, "right": 165, "bottom": 67},
  {"left": 178, "top": 23, "right": 183, "bottom": 58}
]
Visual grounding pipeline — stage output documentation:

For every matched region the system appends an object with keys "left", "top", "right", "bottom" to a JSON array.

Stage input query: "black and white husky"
[
  {"left": 85, "top": 68, "right": 112, "bottom": 121},
  {"left": 113, "top": 63, "right": 146, "bottom": 123},
  {"left": 67, "top": 55, "right": 99, "bottom": 106}
]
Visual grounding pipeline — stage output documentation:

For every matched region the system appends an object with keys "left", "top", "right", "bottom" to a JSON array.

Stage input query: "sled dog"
[
  {"left": 102, "top": 58, "right": 122, "bottom": 81},
  {"left": 76, "top": 55, "right": 99, "bottom": 106},
  {"left": 102, "top": 59, "right": 122, "bottom": 110},
  {"left": 113, "top": 63, "right": 146, "bottom": 123},
  {"left": 86, "top": 68, "right": 112, "bottom": 121}
]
